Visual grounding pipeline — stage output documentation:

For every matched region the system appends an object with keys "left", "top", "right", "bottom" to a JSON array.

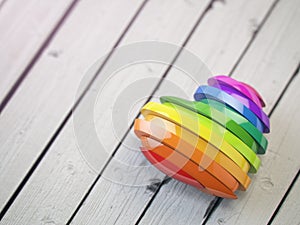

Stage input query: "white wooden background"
[{"left": 0, "top": 0, "right": 299, "bottom": 224}]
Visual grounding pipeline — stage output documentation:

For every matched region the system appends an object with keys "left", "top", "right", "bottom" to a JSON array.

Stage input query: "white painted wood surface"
[
  {"left": 0, "top": 0, "right": 74, "bottom": 103},
  {"left": 0, "top": 0, "right": 143, "bottom": 214},
  {"left": 0, "top": 0, "right": 211, "bottom": 224},
  {"left": 272, "top": 173, "right": 300, "bottom": 225},
  {"left": 0, "top": 0, "right": 299, "bottom": 224},
  {"left": 186, "top": 0, "right": 276, "bottom": 75},
  {"left": 230, "top": 0, "right": 300, "bottom": 114},
  {"left": 69, "top": 1, "right": 280, "bottom": 224}
]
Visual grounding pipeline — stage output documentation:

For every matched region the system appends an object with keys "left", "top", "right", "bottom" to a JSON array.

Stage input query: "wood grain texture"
[
  {"left": 272, "top": 172, "right": 300, "bottom": 225},
  {"left": 0, "top": 0, "right": 74, "bottom": 103},
  {"left": 1, "top": 0, "right": 299, "bottom": 224},
  {"left": 0, "top": 0, "right": 211, "bottom": 224},
  {"left": 0, "top": 0, "right": 143, "bottom": 216},
  {"left": 205, "top": 1, "right": 300, "bottom": 223},
  {"left": 186, "top": 0, "right": 276, "bottom": 75}
]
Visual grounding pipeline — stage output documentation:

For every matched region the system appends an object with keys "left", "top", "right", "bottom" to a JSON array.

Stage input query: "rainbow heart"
[{"left": 134, "top": 75, "right": 270, "bottom": 199}]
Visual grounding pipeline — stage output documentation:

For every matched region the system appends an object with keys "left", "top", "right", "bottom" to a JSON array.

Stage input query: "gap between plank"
[
  {"left": 201, "top": 62, "right": 300, "bottom": 225},
  {"left": 0, "top": 0, "right": 80, "bottom": 114},
  {"left": 267, "top": 169, "right": 300, "bottom": 225},
  {"left": 134, "top": 176, "right": 172, "bottom": 225},
  {"left": 0, "top": 0, "right": 149, "bottom": 221}
]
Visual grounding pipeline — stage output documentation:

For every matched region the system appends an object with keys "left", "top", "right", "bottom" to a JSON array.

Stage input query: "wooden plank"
[
  {"left": 71, "top": 0, "right": 279, "bottom": 224},
  {"left": 0, "top": 0, "right": 211, "bottom": 224},
  {"left": 186, "top": 0, "right": 276, "bottom": 75},
  {"left": 271, "top": 172, "right": 300, "bottom": 225},
  {"left": 204, "top": 0, "right": 300, "bottom": 223},
  {"left": 0, "top": 0, "right": 144, "bottom": 215},
  {"left": 230, "top": 0, "right": 300, "bottom": 114},
  {"left": 0, "top": 0, "right": 75, "bottom": 103}
]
